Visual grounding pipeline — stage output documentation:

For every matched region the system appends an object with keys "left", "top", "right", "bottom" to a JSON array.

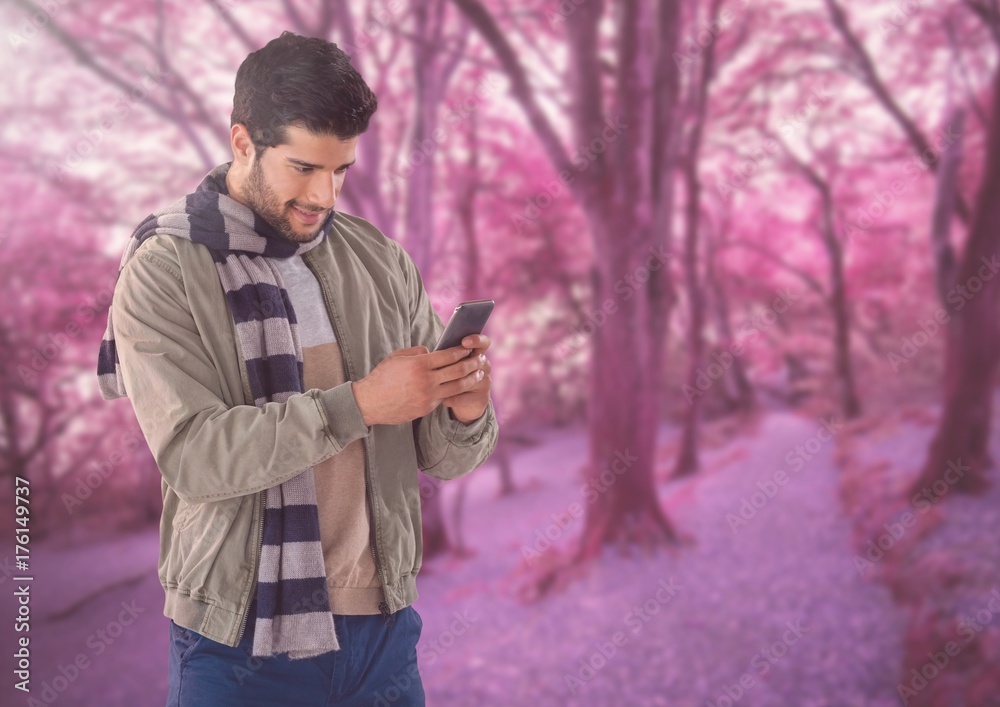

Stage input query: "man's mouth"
[{"left": 292, "top": 205, "right": 326, "bottom": 225}]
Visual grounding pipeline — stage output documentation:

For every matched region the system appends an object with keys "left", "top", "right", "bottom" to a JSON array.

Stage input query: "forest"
[{"left": 1, "top": 0, "right": 999, "bottom": 705}]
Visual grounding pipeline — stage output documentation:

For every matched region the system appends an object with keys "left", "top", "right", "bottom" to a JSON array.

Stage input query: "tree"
[
  {"left": 703, "top": 206, "right": 755, "bottom": 413},
  {"left": 914, "top": 57, "right": 1000, "bottom": 493},
  {"left": 771, "top": 133, "right": 862, "bottom": 419},
  {"left": 674, "top": 0, "right": 725, "bottom": 478},
  {"left": 816, "top": 0, "right": 1000, "bottom": 489},
  {"left": 3, "top": 0, "right": 478, "bottom": 551},
  {"left": 393, "top": 0, "right": 474, "bottom": 560},
  {"left": 450, "top": 0, "right": 687, "bottom": 594},
  {"left": 0, "top": 174, "right": 141, "bottom": 535}
]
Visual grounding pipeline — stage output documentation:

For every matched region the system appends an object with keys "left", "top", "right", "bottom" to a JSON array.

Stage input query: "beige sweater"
[{"left": 274, "top": 257, "right": 383, "bottom": 615}]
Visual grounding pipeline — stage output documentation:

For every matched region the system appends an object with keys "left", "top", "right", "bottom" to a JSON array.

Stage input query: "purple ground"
[{"left": 7, "top": 412, "right": 929, "bottom": 706}]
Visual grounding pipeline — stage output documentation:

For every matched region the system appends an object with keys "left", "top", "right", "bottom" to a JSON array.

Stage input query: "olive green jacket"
[{"left": 110, "top": 212, "right": 497, "bottom": 646}]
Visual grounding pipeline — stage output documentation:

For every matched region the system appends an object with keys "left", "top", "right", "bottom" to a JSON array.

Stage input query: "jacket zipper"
[
  {"left": 303, "top": 252, "right": 393, "bottom": 627},
  {"left": 236, "top": 489, "right": 265, "bottom": 644},
  {"left": 365, "top": 443, "right": 394, "bottom": 627}
]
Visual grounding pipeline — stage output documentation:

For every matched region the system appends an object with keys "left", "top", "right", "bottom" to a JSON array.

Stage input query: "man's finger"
[
  {"left": 461, "top": 334, "right": 491, "bottom": 350},
  {"left": 388, "top": 345, "right": 428, "bottom": 357},
  {"left": 438, "top": 367, "right": 485, "bottom": 399},
  {"left": 425, "top": 345, "right": 474, "bottom": 369},
  {"left": 432, "top": 353, "right": 483, "bottom": 385}
]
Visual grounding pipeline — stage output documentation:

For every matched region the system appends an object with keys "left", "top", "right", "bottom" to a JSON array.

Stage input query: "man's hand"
[
  {"left": 351, "top": 339, "right": 489, "bottom": 427},
  {"left": 441, "top": 334, "right": 492, "bottom": 424}
]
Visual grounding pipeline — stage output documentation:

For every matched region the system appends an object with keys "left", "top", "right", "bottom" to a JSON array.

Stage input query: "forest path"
[
  {"left": 652, "top": 411, "right": 906, "bottom": 706},
  {"left": 419, "top": 411, "right": 907, "bottom": 706},
  {"left": 12, "top": 411, "right": 910, "bottom": 707}
]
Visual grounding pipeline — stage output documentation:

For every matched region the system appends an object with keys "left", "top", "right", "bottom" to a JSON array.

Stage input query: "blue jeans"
[{"left": 166, "top": 594, "right": 425, "bottom": 706}]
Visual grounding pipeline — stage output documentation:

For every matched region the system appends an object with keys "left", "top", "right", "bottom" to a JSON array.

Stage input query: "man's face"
[{"left": 242, "top": 125, "right": 358, "bottom": 243}]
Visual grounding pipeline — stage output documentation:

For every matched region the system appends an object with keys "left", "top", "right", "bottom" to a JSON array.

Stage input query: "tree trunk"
[
  {"left": 450, "top": 476, "right": 472, "bottom": 556},
  {"left": 914, "top": 65, "right": 1000, "bottom": 495},
  {"left": 577, "top": 211, "right": 680, "bottom": 558},
  {"left": 490, "top": 395, "right": 517, "bottom": 496},
  {"left": 779, "top": 142, "right": 863, "bottom": 418},
  {"left": 495, "top": 443, "right": 516, "bottom": 496},
  {"left": 419, "top": 474, "right": 450, "bottom": 559},
  {"left": 674, "top": 168, "right": 706, "bottom": 478},
  {"left": 930, "top": 108, "right": 965, "bottom": 303},
  {"left": 450, "top": 0, "right": 686, "bottom": 569},
  {"left": 828, "top": 247, "right": 861, "bottom": 419},
  {"left": 672, "top": 0, "right": 722, "bottom": 477},
  {"left": 405, "top": 0, "right": 441, "bottom": 279},
  {"left": 406, "top": 0, "right": 463, "bottom": 558},
  {"left": 706, "top": 236, "right": 755, "bottom": 412}
]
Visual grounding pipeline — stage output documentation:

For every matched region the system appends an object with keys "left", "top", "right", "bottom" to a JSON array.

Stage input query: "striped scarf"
[{"left": 97, "top": 162, "right": 341, "bottom": 659}]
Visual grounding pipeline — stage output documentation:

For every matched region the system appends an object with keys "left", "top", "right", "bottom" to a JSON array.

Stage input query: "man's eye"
[{"left": 295, "top": 166, "right": 312, "bottom": 174}]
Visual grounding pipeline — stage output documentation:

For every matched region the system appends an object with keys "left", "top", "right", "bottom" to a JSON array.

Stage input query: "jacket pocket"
[{"left": 172, "top": 498, "right": 239, "bottom": 596}]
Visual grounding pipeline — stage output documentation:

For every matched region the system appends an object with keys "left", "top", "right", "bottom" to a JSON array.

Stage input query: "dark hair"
[{"left": 231, "top": 31, "right": 377, "bottom": 155}]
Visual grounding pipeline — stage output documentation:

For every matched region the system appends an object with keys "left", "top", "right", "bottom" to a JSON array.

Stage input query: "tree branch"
[
  {"left": 449, "top": 0, "right": 574, "bottom": 179},
  {"left": 205, "top": 0, "right": 258, "bottom": 52},
  {"left": 823, "top": 0, "right": 970, "bottom": 222},
  {"left": 945, "top": 18, "right": 990, "bottom": 127},
  {"left": 721, "top": 240, "right": 828, "bottom": 301},
  {"left": 963, "top": 0, "right": 1000, "bottom": 44},
  {"left": 11, "top": 0, "right": 221, "bottom": 168}
]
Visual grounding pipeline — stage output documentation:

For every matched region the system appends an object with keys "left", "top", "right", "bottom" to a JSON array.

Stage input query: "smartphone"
[{"left": 433, "top": 299, "right": 495, "bottom": 351}]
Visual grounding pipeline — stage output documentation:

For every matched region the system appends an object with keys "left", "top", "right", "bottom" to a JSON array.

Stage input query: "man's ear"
[{"left": 230, "top": 124, "right": 255, "bottom": 164}]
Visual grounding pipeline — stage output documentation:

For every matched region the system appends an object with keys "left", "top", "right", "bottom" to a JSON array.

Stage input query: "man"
[{"left": 97, "top": 31, "right": 497, "bottom": 706}]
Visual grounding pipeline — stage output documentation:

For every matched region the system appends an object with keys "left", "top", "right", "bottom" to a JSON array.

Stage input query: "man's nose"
[{"left": 306, "top": 173, "right": 337, "bottom": 210}]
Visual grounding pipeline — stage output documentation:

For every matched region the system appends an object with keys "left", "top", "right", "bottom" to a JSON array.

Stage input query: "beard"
[{"left": 243, "top": 159, "right": 326, "bottom": 243}]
